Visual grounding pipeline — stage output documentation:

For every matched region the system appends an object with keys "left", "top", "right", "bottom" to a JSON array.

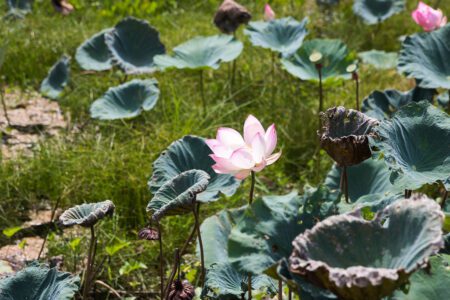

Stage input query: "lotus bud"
[
  {"left": 214, "top": 0, "right": 252, "bottom": 34},
  {"left": 168, "top": 279, "right": 195, "bottom": 300},
  {"left": 412, "top": 2, "right": 447, "bottom": 32},
  {"left": 138, "top": 227, "right": 159, "bottom": 241},
  {"left": 264, "top": 4, "right": 275, "bottom": 21}
]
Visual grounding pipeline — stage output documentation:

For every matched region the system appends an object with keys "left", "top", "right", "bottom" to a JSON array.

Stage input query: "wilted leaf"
[{"left": 59, "top": 200, "right": 115, "bottom": 227}]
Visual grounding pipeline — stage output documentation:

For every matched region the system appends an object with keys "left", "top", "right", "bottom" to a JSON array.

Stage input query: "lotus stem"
[
  {"left": 340, "top": 166, "right": 349, "bottom": 203},
  {"left": 164, "top": 248, "right": 180, "bottom": 300},
  {"left": 441, "top": 188, "right": 448, "bottom": 209},
  {"left": 278, "top": 279, "right": 283, "bottom": 300},
  {"left": 193, "top": 202, "right": 205, "bottom": 287},
  {"left": 247, "top": 171, "right": 256, "bottom": 300},
  {"left": 82, "top": 226, "right": 96, "bottom": 299},
  {"left": 180, "top": 224, "right": 197, "bottom": 256},
  {"left": 288, "top": 288, "right": 292, "bottom": 300},
  {"left": 199, "top": 70, "right": 206, "bottom": 116},
  {"left": 0, "top": 83, "right": 10, "bottom": 127},
  {"left": 157, "top": 222, "right": 165, "bottom": 300},
  {"left": 404, "top": 189, "right": 412, "bottom": 199},
  {"left": 353, "top": 72, "right": 360, "bottom": 111},
  {"left": 316, "top": 64, "right": 324, "bottom": 130},
  {"left": 38, "top": 195, "right": 62, "bottom": 260}
]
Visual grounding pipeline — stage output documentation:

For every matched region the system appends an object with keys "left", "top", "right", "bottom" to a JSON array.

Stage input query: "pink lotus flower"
[
  {"left": 412, "top": 2, "right": 447, "bottom": 32},
  {"left": 206, "top": 115, "right": 281, "bottom": 180},
  {"left": 264, "top": 4, "right": 275, "bottom": 21}
]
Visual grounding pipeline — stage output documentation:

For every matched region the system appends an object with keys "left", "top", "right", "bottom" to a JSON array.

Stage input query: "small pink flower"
[
  {"left": 264, "top": 4, "right": 276, "bottom": 21},
  {"left": 412, "top": 2, "right": 447, "bottom": 32},
  {"left": 206, "top": 115, "right": 281, "bottom": 180}
]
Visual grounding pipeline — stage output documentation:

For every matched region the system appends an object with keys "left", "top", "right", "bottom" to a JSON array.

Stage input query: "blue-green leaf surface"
[
  {"left": 40, "top": 56, "right": 70, "bottom": 100},
  {"left": 59, "top": 200, "right": 115, "bottom": 227},
  {"left": 75, "top": 29, "right": 113, "bottom": 71},
  {"left": 353, "top": 0, "right": 405, "bottom": 24},
  {"left": 358, "top": 50, "right": 398, "bottom": 70}
]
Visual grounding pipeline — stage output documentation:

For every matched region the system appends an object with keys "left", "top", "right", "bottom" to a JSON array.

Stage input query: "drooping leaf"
[
  {"left": 0, "top": 263, "right": 79, "bottom": 300},
  {"left": 361, "top": 87, "right": 436, "bottom": 120},
  {"left": 147, "top": 170, "right": 210, "bottom": 221},
  {"left": 290, "top": 196, "right": 444, "bottom": 300},
  {"left": 40, "top": 56, "right": 70, "bottom": 100},
  {"left": 75, "top": 29, "right": 113, "bottom": 71},
  {"left": 370, "top": 101, "right": 450, "bottom": 191},
  {"left": 90, "top": 79, "right": 160, "bottom": 120},
  {"left": 154, "top": 35, "right": 243, "bottom": 70},
  {"left": 358, "top": 50, "right": 397, "bottom": 70},
  {"left": 148, "top": 135, "right": 240, "bottom": 202},
  {"left": 244, "top": 17, "right": 308, "bottom": 56},
  {"left": 398, "top": 25, "right": 450, "bottom": 89},
  {"left": 59, "top": 200, "right": 115, "bottom": 227},
  {"left": 353, "top": 0, "right": 405, "bottom": 25},
  {"left": 105, "top": 17, "right": 166, "bottom": 74},
  {"left": 281, "top": 39, "right": 353, "bottom": 82}
]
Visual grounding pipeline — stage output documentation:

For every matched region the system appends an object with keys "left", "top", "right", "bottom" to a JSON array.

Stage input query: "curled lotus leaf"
[
  {"left": 361, "top": 86, "right": 436, "bottom": 120},
  {"left": 0, "top": 262, "right": 79, "bottom": 300},
  {"left": 40, "top": 55, "right": 70, "bottom": 100},
  {"left": 59, "top": 200, "right": 115, "bottom": 227},
  {"left": 398, "top": 25, "right": 450, "bottom": 89},
  {"left": 281, "top": 39, "right": 353, "bottom": 82},
  {"left": 148, "top": 135, "right": 240, "bottom": 202},
  {"left": 370, "top": 101, "right": 450, "bottom": 191},
  {"left": 353, "top": 0, "right": 405, "bottom": 25},
  {"left": 6, "top": 0, "right": 32, "bottom": 14},
  {"left": 290, "top": 195, "right": 444, "bottom": 300},
  {"left": 90, "top": 79, "right": 160, "bottom": 120},
  {"left": 105, "top": 17, "right": 166, "bottom": 74},
  {"left": 319, "top": 106, "right": 379, "bottom": 167},
  {"left": 75, "top": 29, "right": 113, "bottom": 71},
  {"left": 244, "top": 17, "right": 308, "bottom": 56},
  {"left": 147, "top": 170, "right": 210, "bottom": 222},
  {"left": 358, "top": 50, "right": 398, "bottom": 70},
  {"left": 214, "top": 0, "right": 252, "bottom": 34},
  {"left": 154, "top": 35, "right": 243, "bottom": 70}
]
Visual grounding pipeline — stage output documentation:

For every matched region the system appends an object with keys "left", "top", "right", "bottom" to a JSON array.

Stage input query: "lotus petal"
[
  {"left": 281, "top": 39, "right": 352, "bottom": 82},
  {"left": 370, "top": 101, "right": 450, "bottom": 191},
  {"left": 148, "top": 135, "right": 240, "bottom": 202},
  {"left": 40, "top": 56, "right": 70, "bottom": 100},
  {"left": 105, "top": 17, "right": 166, "bottom": 74},
  {"left": 147, "top": 170, "right": 210, "bottom": 221},
  {"left": 361, "top": 87, "right": 436, "bottom": 120},
  {"left": 59, "top": 200, "right": 115, "bottom": 227},
  {"left": 358, "top": 50, "right": 398, "bottom": 70},
  {"left": 0, "top": 262, "right": 79, "bottom": 300},
  {"left": 75, "top": 29, "right": 113, "bottom": 71},
  {"left": 319, "top": 107, "right": 379, "bottom": 167},
  {"left": 437, "top": 91, "right": 449, "bottom": 110},
  {"left": 290, "top": 196, "right": 444, "bottom": 300},
  {"left": 90, "top": 79, "right": 160, "bottom": 120},
  {"left": 398, "top": 25, "right": 450, "bottom": 89},
  {"left": 353, "top": 0, "right": 405, "bottom": 25},
  {"left": 244, "top": 17, "right": 308, "bottom": 56},
  {"left": 154, "top": 35, "right": 243, "bottom": 70}
]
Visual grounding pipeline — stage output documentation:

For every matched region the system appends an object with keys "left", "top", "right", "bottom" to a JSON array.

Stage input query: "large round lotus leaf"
[
  {"left": 147, "top": 170, "right": 210, "bottom": 221},
  {"left": 148, "top": 135, "right": 240, "bottom": 202},
  {"left": 370, "top": 101, "right": 450, "bottom": 191},
  {"left": 90, "top": 79, "right": 160, "bottom": 120},
  {"left": 154, "top": 35, "right": 243, "bottom": 70},
  {"left": 0, "top": 263, "right": 79, "bottom": 300},
  {"left": 324, "top": 158, "right": 394, "bottom": 202},
  {"left": 59, "top": 200, "right": 115, "bottom": 227},
  {"left": 338, "top": 193, "right": 402, "bottom": 216},
  {"left": 361, "top": 87, "right": 436, "bottom": 120},
  {"left": 40, "top": 56, "right": 70, "bottom": 100},
  {"left": 290, "top": 196, "right": 444, "bottom": 300},
  {"left": 6, "top": 0, "right": 32, "bottom": 13},
  {"left": 358, "top": 50, "right": 398, "bottom": 70},
  {"left": 391, "top": 255, "right": 450, "bottom": 300},
  {"left": 201, "top": 262, "right": 277, "bottom": 299},
  {"left": 353, "top": 0, "right": 405, "bottom": 25},
  {"left": 244, "top": 17, "right": 308, "bottom": 56},
  {"left": 75, "top": 29, "right": 113, "bottom": 71},
  {"left": 105, "top": 17, "right": 166, "bottom": 74},
  {"left": 437, "top": 91, "right": 449, "bottom": 110},
  {"left": 281, "top": 39, "right": 352, "bottom": 82},
  {"left": 398, "top": 25, "right": 450, "bottom": 89}
]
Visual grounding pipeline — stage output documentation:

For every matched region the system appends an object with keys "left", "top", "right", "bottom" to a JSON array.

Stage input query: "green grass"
[{"left": 0, "top": 0, "right": 448, "bottom": 296}]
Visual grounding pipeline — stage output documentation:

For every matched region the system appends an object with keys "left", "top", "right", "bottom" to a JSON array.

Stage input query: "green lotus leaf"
[
  {"left": 154, "top": 35, "right": 243, "bottom": 70},
  {"left": 105, "top": 17, "right": 166, "bottom": 74},
  {"left": 6, "top": 0, "right": 32, "bottom": 13},
  {"left": 281, "top": 39, "right": 353, "bottom": 82},
  {"left": 148, "top": 135, "right": 240, "bottom": 202},
  {"left": 244, "top": 17, "right": 308, "bottom": 56},
  {"left": 391, "top": 255, "right": 450, "bottom": 300},
  {"left": 59, "top": 200, "right": 115, "bottom": 227},
  {"left": 290, "top": 196, "right": 444, "bottom": 300},
  {"left": 398, "top": 25, "right": 450, "bottom": 89},
  {"left": 358, "top": 50, "right": 398, "bottom": 70},
  {"left": 370, "top": 101, "right": 450, "bottom": 191},
  {"left": 40, "top": 55, "right": 70, "bottom": 100},
  {"left": 147, "top": 170, "right": 210, "bottom": 221},
  {"left": 75, "top": 29, "right": 113, "bottom": 71},
  {"left": 90, "top": 79, "right": 160, "bottom": 120},
  {"left": 0, "top": 263, "right": 79, "bottom": 300},
  {"left": 338, "top": 193, "right": 402, "bottom": 217},
  {"left": 361, "top": 87, "right": 436, "bottom": 120},
  {"left": 437, "top": 91, "right": 449, "bottom": 110},
  {"left": 324, "top": 158, "right": 395, "bottom": 202},
  {"left": 353, "top": 0, "right": 405, "bottom": 25}
]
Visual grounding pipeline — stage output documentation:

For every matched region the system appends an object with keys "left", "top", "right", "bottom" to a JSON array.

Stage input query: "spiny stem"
[
  {"left": 278, "top": 279, "right": 283, "bottom": 300},
  {"left": 158, "top": 222, "right": 164, "bottom": 300},
  {"left": 341, "top": 166, "right": 349, "bottom": 203},
  {"left": 164, "top": 248, "right": 180, "bottom": 300},
  {"left": 193, "top": 203, "right": 205, "bottom": 287},
  {"left": 199, "top": 70, "right": 206, "bottom": 116},
  {"left": 248, "top": 171, "right": 256, "bottom": 300},
  {"left": 82, "top": 226, "right": 96, "bottom": 299}
]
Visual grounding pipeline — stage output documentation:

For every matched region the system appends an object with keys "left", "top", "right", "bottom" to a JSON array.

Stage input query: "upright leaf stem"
[
  {"left": 199, "top": 70, "right": 206, "bottom": 116},
  {"left": 248, "top": 171, "right": 256, "bottom": 300},
  {"left": 193, "top": 203, "right": 205, "bottom": 287},
  {"left": 353, "top": 72, "right": 360, "bottom": 111},
  {"left": 157, "top": 222, "right": 164, "bottom": 300},
  {"left": 82, "top": 226, "right": 96, "bottom": 299}
]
